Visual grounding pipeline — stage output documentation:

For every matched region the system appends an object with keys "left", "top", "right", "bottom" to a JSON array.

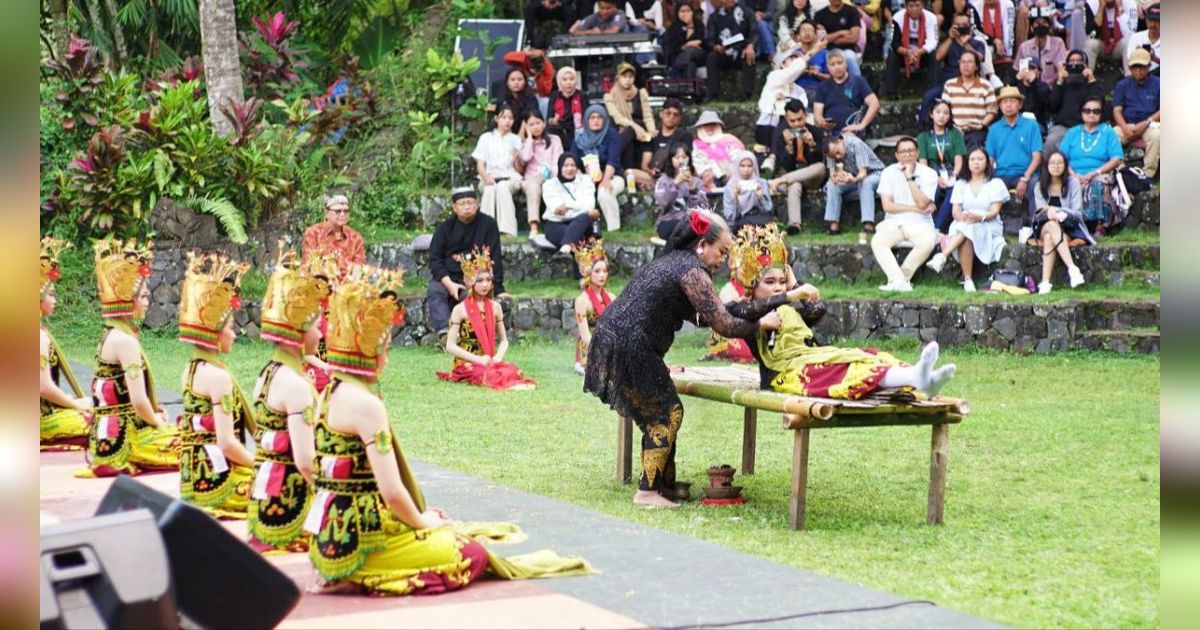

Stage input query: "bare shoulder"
[
  {"left": 449, "top": 300, "right": 467, "bottom": 322},
  {"left": 196, "top": 362, "right": 233, "bottom": 400},
  {"left": 574, "top": 292, "right": 591, "bottom": 313},
  {"left": 40, "top": 328, "right": 51, "bottom": 355},
  {"left": 491, "top": 298, "right": 505, "bottom": 318}
]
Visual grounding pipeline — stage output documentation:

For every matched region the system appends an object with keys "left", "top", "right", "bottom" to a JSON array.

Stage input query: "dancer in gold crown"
[
  {"left": 438, "top": 246, "right": 536, "bottom": 391},
  {"left": 571, "top": 238, "right": 615, "bottom": 376},
  {"left": 726, "top": 224, "right": 957, "bottom": 399},
  {"left": 83, "top": 238, "right": 179, "bottom": 477},
  {"left": 176, "top": 252, "right": 255, "bottom": 519},
  {"left": 247, "top": 246, "right": 333, "bottom": 552},
  {"left": 307, "top": 264, "right": 590, "bottom": 595},
  {"left": 40, "top": 238, "right": 92, "bottom": 450}
]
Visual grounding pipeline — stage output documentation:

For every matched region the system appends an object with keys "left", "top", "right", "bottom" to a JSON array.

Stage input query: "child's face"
[
  {"left": 672, "top": 149, "right": 690, "bottom": 170},
  {"left": 589, "top": 261, "right": 609, "bottom": 287},
  {"left": 752, "top": 268, "right": 788, "bottom": 299},
  {"left": 738, "top": 158, "right": 755, "bottom": 179},
  {"left": 496, "top": 109, "right": 514, "bottom": 132}
]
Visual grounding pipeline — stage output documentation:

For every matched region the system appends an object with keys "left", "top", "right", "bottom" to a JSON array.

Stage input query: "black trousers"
[
  {"left": 425, "top": 280, "right": 463, "bottom": 334},
  {"left": 883, "top": 51, "right": 939, "bottom": 96},
  {"left": 618, "top": 126, "right": 649, "bottom": 170},
  {"left": 670, "top": 47, "right": 707, "bottom": 79},
  {"left": 544, "top": 213, "right": 599, "bottom": 249},
  {"left": 705, "top": 51, "right": 756, "bottom": 100}
]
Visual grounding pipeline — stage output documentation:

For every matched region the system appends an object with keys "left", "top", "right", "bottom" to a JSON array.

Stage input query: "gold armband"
[
  {"left": 125, "top": 362, "right": 144, "bottom": 380},
  {"left": 366, "top": 428, "right": 393, "bottom": 454},
  {"left": 219, "top": 392, "right": 236, "bottom": 413}
]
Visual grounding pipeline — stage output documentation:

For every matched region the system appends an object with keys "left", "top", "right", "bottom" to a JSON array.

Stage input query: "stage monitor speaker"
[
  {"left": 96, "top": 476, "right": 301, "bottom": 629},
  {"left": 40, "top": 509, "right": 177, "bottom": 629}
]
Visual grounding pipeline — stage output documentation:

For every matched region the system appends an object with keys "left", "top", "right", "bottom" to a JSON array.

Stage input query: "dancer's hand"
[
  {"left": 75, "top": 396, "right": 93, "bottom": 411},
  {"left": 420, "top": 509, "right": 452, "bottom": 529},
  {"left": 758, "top": 312, "right": 782, "bottom": 331},
  {"left": 668, "top": 364, "right": 686, "bottom": 374},
  {"left": 787, "top": 284, "right": 820, "bottom": 303}
]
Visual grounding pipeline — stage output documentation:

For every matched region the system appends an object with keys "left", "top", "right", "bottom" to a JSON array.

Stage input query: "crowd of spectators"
[{"left": 457, "top": 0, "right": 1161, "bottom": 298}]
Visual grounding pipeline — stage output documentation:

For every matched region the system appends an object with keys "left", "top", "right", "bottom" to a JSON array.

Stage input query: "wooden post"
[
  {"left": 788, "top": 428, "right": 811, "bottom": 531},
  {"left": 741, "top": 407, "right": 758, "bottom": 475},
  {"left": 616, "top": 415, "right": 633, "bottom": 484},
  {"left": 927, "top": 422, "right": 949, "bottom": 525}
]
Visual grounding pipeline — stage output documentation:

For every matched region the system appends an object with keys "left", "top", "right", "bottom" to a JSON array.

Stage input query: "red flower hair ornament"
[{"left": 689, "top": 211, "right": 711, "bottom": 237}]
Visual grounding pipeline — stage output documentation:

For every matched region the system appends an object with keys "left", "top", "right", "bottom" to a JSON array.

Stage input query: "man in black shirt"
[
  {"left": 427, "top": 188, "right": 507, "bottom": 338},
  {"left": 812, "top": 0, "right": 863, "bottom": 77},
  {"left": 767, "top": 99, "right": 826, "bottom": 234},
  {"left": 641, "top": 98, "right": 694, "bottom": 176},
  {"left": 705, "top": 0, "right": 759, "bottom": 101}
]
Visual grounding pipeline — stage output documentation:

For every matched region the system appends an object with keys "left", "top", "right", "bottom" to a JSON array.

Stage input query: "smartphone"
[{"left": 1020, "top": 58, "right": 1034, "bottom": 72}]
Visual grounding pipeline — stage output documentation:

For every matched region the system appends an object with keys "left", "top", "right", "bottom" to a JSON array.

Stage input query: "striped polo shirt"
[{"left": 942, "top": 77, "right": 997, "bottom": 132}]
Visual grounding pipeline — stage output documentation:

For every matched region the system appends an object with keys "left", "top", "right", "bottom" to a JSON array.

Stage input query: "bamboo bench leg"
[
  {"left": 927, "top": 423, "right": 949, "bottom": 525},
  {"left": 617, "top": 415, "right": 633, "bottom": 484},
  {"left": 788, "top": 428, "right": 811, "bottom": 531},
  {"left": 741, "top": 407, "right": 757, "bottom": 475}
]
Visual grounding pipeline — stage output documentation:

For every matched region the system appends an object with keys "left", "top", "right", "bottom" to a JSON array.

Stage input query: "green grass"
[{"left": 49, "top": 309, "right": 1160, "bottom": 628}]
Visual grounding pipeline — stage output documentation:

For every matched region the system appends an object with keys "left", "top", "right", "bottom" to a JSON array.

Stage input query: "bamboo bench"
[{"left": 614, "top": 365, "right": 970, "bottom": 530}]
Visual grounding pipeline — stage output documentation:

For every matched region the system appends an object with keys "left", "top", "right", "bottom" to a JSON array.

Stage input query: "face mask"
[{"left": 1033, "top": 25, "right": 1049, "bottom": 37}]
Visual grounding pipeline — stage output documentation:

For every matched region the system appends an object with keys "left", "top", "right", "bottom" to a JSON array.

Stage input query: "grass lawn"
[{"left": 49, "top": 311, "right": 1160, "bottom": 628}]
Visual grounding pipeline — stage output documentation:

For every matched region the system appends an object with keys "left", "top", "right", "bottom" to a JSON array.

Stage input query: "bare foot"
[{"left": 634, "top": 490, "right": 680, "bottom": 508}]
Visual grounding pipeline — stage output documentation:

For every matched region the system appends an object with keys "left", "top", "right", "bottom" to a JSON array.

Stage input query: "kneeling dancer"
[
  {"left": 571, "top": 237, "right": 615, "bottom": 376},
  {"left": 40, "top": 238, "right": 92, "bottom": 450},
  {"left": 308, "top": 265, "right": 590, "bottom": 595},
  {"left": 177, "top": 252, "right": 255, "bottom": 519}
]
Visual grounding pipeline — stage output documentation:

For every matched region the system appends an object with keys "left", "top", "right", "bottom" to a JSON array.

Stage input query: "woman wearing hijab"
[
  {"left": 572, "top": 104, "right": 625, "bottom": 231},
  {"left": 722, "top": 150, "right": 775, "bottom": 234},
  {"left": 541, "top": 153, "right": 601, "bottom": 253}
]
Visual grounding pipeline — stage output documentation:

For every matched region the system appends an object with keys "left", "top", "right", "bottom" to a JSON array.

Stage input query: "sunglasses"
[{"left": 1081, "top": 107, "right": 1102, "bottom": 114}]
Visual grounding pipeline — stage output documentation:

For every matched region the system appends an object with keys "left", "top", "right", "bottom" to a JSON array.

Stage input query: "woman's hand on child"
[{"left": 758, "top": 311, "right": 782, "bottom": 331}]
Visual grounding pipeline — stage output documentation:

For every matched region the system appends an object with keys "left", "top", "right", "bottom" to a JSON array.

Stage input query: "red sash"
[
  {"left": 983, "top": 2, "right": 1004, "bottom": 51},
  {"left": 464, "top": 297, "right": 496, "bottom": 357},
  {"left": 1100, "top": 8, "right": 1124, "bottom": 57},
  {"left": 585, "top": 287, "right": 612, "bottom": 317},
  {"left": 730, "top": 279, "right": 746, "bottom": 298},
  {"left": 899, "top": 14, "right": 927, "bottom": 77}
]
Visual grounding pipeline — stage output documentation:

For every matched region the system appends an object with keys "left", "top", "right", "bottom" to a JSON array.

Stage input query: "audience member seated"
[
  {"left": 572, "top": 105, "right": 626, "bottom": 231},
  {"left": 937, "top": 0, "right": 983, "bottom": 37},
  {"left": 604, "top": 62, "right": 657, "bottom": 189},
  {"left": 302, "top": 194, "right": 365, "bottom": 276},
  {"left": 439, "top": 247, "right": 536, "bottom": 392},
  {"left": 756, "top": 48, "right": 814, "bottom": 158},
  {"left": 792, "top": 22, "right": 831, "bottom": 104},
  {"left": 1112, "top": 47, "right": 1159, "bottom": 179},
  {"left": 525, "top": 0, "right": 576, "bottom": 41},
  {"left": 917, "top": 98, "right": 967, "bottom": 232},
  {"left": 1044, "top": 49, "right": 1103, "bottom": 154},
  {"left": 503, "top": 36, "right": 556, "bottom": 114},
  {"left": 571, "top": 237, "right": 616, "bottom": 375},
  {"left": 935, "top": 10, "right": 988, "bottom": 82},
  {"left": 692, "top": 109, "right": 746, "bottom": 190},
  {"left": 663, "top": 1, "right": 708, "bottom": 79},
  {"left": 882, "top": 0, "right": 939, "bottom": 99},
  {"left": 541, "top": 153, "right": 602, "bottom": 253},
  {"left": 1016, "top": 7, "right": 1067, "bottom": 89},
  {"left": 942, "top": 48, "right": 996, "bottom": 147},
  {"left": 1123, "top": 2, "right": 1158, "bottom": 76},
  {"left": 776, "top": 0, "right": 815, "bottom": 56},
  {"left": 871, "top": 136, "right": 940, "bottom": 293},
  {"left": 768, "top": 99, "right": 826, "bottom": 235},
  {"left": 625, "top": 1, "right": 666, "bottom": 34},
  {"left": 653, "top": 141, "right": 708, "bottom": 243},
  {"left": 518, "top": 110, "right": 564, "bottom": 239},
  {"left": 986, "top": 85, "right": 1043, "bottom": 215},
  {"left": 427, "top": 188, "right": 507, "bottom": 340},
  {"left": 491, "top": 68, "right": 540, "bottom": 130},
  {"left": 926, "top": 146, "right": 1008, "bottom": 292},
  {"left": 1031, "top": 150, "right": 1092, "bottom": 293},
  {"left": 723, "top": 151, "right": 774, "bottom": 233},
  {"left": 813, "top": 49, "right": 880, "bottom": 135},
  {"left": 642, "top": 98, "right": 693, "bottom": 177},
  {"left": 1012, "top": 60, "right": 1051, "bottom": 126},
  {"left": 705, "top": 0, "right": 760, "bottom": 101},
  {"left": 1061, "top": 96, "right": 1126, "bottom": 236},
  {"left": 821, "top": 132, "right": 884, "bottom": 235},
  {"left": 814, "top": 0, "right": 865, "bottom": 76},
  {"left": 976, "top": 0, "right": 1018, "bottom": 66},
  {"left": 749, "top": 0, "right": 779, "bottom": 59},
  {"left": 547, "top": 67, "right": 586, "bottom": 152},
  {"left": 571, "top": 0, "right": 629, "bottom": 35},
  {"left": 473, "top": 105, "right": 523, "bottom": 237},
  {"left": 1071, "top": 0, "right": 1137, "bottom": 72}
]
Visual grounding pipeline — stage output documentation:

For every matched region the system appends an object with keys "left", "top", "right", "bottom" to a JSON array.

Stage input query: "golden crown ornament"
[
  {"left": 40, "top": 237, "right": 71, "bottom": 299},
  {"left": 177, "top": 251, "right": 250, "bottom": 350},
  {"left": 93, "top": 237, "right": 154, "bottom": 318},
  {"left": 454, "top": 245, "right": 494, "bottom": 289},
  {"left": 325, "top": 264, "right": 407, "bottom": 377},
  {"left": 730, "top": 224, "right": 789, "bottom": 288},
  {"left": 260, "top": 243, "right": 336, "bottom": 348},
  {"left": 571, "top": 237, "right": 607, "bottom": 284}
]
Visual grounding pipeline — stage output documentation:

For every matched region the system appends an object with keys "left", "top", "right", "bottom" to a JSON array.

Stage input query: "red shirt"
[
  {"left": 302, "top": 222, "right": 365, "bottom": 274},
  {"left": 503, "top": 51, "right": 555, "bottom": 97}
]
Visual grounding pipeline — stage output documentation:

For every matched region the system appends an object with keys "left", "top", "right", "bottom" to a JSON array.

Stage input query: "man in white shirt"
[
  {"left": 1123, "top": 2, "right": 1158, "bottom": 76},
  {"left": 870, "top": 136, "right": 940, "bottom": 292}
]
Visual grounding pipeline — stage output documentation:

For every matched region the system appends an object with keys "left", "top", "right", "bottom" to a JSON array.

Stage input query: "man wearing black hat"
[{"left": 427, "top": 187, "right": 508, "bottom": 341}]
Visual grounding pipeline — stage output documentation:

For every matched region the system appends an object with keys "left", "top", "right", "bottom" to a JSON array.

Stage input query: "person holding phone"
[{"left": 1015, "top": 8, "right": 1067, "bottom": 88}]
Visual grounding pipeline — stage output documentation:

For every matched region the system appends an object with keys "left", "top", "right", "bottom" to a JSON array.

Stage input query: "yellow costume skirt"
[
  {"left": 193, "top": 464, "right": 253, "bottom": 520},
  {"left": 79, "top": 416, "right": 180, "bottom": 477},
  {"left": 41, "top": 408, "right": 90, "bottom": 451}
]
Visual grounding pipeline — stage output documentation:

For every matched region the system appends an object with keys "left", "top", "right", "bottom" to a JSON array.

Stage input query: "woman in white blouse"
[
  {"left": 472, "top": 104, "right": 523, "bottom": 236},
  {"left": 926, "top": 146, "right": 1009, "bottom": 292},
  {"left": 541, "top": 153, "right": 601, "bottom": 253}
]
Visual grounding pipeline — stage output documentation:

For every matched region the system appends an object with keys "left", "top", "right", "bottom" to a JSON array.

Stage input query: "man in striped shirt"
[{"left": 941, "top": 48, "right": 997, "bottom": 148}]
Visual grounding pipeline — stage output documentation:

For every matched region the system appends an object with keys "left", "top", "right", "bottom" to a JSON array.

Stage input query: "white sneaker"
[
  {"left": 760, "top": 154, "right": 776, "bottom": 175},
  {"left": 1067, "top": 266, "right": 1085, "bottom": 288},
  {"left": 1038, "top": 281, "right": 1053, "bottom": 295},
  {"left": 649, "top": 236, "right": 666, "bottom": 247},
  {"left": 878, "top": 280, "right": 914, "bottom": 292},
  {"left": 963, "top": 278, "right": 976, "bottom": 293},
  {"left": 530, "top": 234, "right": 556, "bottom": 251},
  {"left": 925, "top": 252, "right": 947, "bottom": 273}
]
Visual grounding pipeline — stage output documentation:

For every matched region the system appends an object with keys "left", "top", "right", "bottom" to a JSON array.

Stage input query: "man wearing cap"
[
  {"left": 985, "top": 85, "right": 1043, "bottom": 211},
  {"left": 427, "top": 188, "right": 507, "bottom": 339},
  {"left": 704, "top": 0, "right": 759, "bottom": 102},
  {"left": 1123, "top": 2, "right": 1158, "bottom": 76},
  {"left": 302, "top": 194, "right": 365, "bottom": 275},
  {"left": 1112, "top": 47, "right": 1159, "bottom": 178},
  {"left": 882, "top": 0, "right": 940, "bottom": 100}
]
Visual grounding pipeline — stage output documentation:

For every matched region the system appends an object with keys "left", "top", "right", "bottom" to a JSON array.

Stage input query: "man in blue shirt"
[
  {"left": 985, "top": 86, "right": 1043, "bottom": 216},
  {"left": 1113, "top": 48, "right": 1160, "bottom": 178}
]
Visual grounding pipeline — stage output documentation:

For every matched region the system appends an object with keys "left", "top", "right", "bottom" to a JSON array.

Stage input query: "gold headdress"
[
  {"left": 260, "top": 244, "right": 336, "bottom": 348},
  {"left": 454, "top": 245, "right": 494, "bottom": 289},
  {"left": 326, "top": 264, "right": 406, "bottom": 376},
  {"left": 93, "top": 237, "right": 154, "bottom": 318},
  {"left": 40, "top": 237, "right": 71, "bottom": 298},
  {"left": 571, "top": 237, "right": 607, "bottom": 285},
  {"left": 178, "top": 251, "right": 250, "bottom": 350},
  {"left": 730, "top": 224, "right": 789, "bottom": 288}
]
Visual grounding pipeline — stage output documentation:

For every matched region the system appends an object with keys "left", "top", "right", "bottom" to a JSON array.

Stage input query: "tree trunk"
[
  {"left": 49, "top": 0, "right": 69, "bottom": 61},
  {"left": 199, "top": 0, "right": 244, "bottom": 137},
  {"left": 102, "top": 0, "right": 127, "bottom": 65}
]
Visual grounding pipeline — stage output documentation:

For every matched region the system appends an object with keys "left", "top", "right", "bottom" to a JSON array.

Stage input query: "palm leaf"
[{"left": 177, "top": 195, "right": 249, "bottom": 244}]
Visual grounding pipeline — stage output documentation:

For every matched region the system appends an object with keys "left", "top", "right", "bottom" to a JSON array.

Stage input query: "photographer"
[
  {"left": 935, "top": 12, "right": 987, "bottom": 83},
  {"left": 1044, "top": 49, "right": 1103, "bottom": 155},
  {"left": 768, "top": 99, "right": 826, "bottom": 235}
]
